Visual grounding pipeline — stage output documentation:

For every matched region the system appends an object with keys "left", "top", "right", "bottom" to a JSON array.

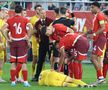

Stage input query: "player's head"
[
  {"left": 54, "top": 8, "right": 60, "bottom": 15},
  {"left": 39, "top": 9, "right": 46, "bottom": 19},
  {"left": 103, "top": 9, "right": 108, "bottom": 20},
  {"left": 91, "top": 1, "right": 100, "bottom": 14},
  {"left": 0, "top": 7, "right": 9, "bottom": 19},
  {"left": 34, "top": 4, "right": 43, "bottom": 15},
  {"left": 15, "top": 5, "right": 23, "bottom": 14},
  {"left": 60, "top": 7, "right": 67, "bottom": 15},
  {"left": 46, "top": 26, "right": 54, "bottom": 36},
  {"left": 22, "top": 9, "right": 27, "bottom": 17}
]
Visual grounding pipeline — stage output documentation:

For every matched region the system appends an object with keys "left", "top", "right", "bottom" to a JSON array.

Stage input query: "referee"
[{"left": 32, "top": 9, "right": 53, "bottom": 82}]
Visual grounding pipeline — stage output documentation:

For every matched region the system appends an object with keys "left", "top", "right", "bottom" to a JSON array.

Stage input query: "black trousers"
[{"left": 34, "top": 42, "right": 49, "bottom": 80}]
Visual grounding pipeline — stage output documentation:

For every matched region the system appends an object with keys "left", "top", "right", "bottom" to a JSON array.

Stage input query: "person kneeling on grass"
[{"left": 38, "top": 69, "right": 96, "bottom": 88}]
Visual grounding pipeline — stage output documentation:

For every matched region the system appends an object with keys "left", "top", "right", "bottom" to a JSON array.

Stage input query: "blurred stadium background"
[{"left": 0, "top": 0, "right": 108, "bottom": 11}]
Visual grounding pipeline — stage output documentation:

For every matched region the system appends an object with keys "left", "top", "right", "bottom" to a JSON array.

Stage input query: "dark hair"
[
  {"left": 15, "top": 5, "right": 23, "bottom": 13},
  {"left": 71, "top": 12, "right": 75, "bottom": 18},
  {"left": 103, "top": 9, "right": 108, "bottom": 15},
  {"left": 34, "top": 4, "right": 42, "bottom": 10},
  {"left": 60, "top": 7, "right": 67, "bottom": 15},
  {"left": 91, "top": 1, "right": 100, "bottom": 8},
  {"left": 23, "top": 9, "right": 26, "bottom": 11},
  {"left": 66, "top": 3, "right": 70, "bottom": 6},
  {"left": 54, "top": 8, "right": 59, "bottom": 14}
]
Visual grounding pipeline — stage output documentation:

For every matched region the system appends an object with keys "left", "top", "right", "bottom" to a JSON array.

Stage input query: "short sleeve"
[{"left": 97, "top": 13, "right": 105, "bottom": 25}]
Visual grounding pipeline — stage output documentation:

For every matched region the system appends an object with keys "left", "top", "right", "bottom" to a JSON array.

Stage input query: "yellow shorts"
[
  {"left": 0, "top": 51, "right": 4, "bottom": 60},
  {"left": 31, "top": 35, "right": 39, "bottom": 56}
]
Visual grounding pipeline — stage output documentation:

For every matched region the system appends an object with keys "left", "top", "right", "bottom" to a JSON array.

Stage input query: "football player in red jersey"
[
  {"left": 47, "top": 23, "right": 74, "bottom": 75},
  {"left": 102, "top": 10, "right": 108, "bottom": 83},
  {"left": 0, "top": 5, "right": 33, "bottom": 87},
  {"left": 15, "top": 9, "right": 29, "bottom": 83},
  {"left": 87, "top": 1, "right": 107, "bottom": 84},
  {"left": 46, "top": 24, "right": 87, "bottom": 79},
  {"left": 58, "top": 33, "right": 89, "bottom": 80},
  {"left": 46, "top": 23, "right": 74, "bottom": 41}
]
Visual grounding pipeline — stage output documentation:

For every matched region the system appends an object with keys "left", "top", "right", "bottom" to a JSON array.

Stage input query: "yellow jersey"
[
  {"left": 38, "top": 70, "right": 67, "bottom": 86},
  {"left": 30, "top": 15, "right": 40, "bottom": 56},
  {"left": 0, "top": 19, "right": 6, "bottom": 58},
  {"left": 30, "top": 15, "right": 39, "bottom": 26},
  {"left": 0, "top": 19, "right": 6, "bottom": 44}
]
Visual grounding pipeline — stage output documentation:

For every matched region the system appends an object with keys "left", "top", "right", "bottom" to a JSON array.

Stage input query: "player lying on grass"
[{"left": 38, "top": 69, "right": 96, "bottom": 88}]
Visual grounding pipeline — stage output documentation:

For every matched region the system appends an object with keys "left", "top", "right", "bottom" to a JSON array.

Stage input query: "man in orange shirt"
[{"left": 87, "top": 1, "right": 107, "bottom": 84}]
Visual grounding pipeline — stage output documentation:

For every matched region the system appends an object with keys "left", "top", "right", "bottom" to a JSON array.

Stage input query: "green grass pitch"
[{"left": 0, "top": 62, "right": 108, "bottom": 90}]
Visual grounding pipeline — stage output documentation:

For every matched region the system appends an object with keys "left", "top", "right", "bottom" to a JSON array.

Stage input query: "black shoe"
[{"left": 31, "top": 77, "right": 38, "bottom": 82}]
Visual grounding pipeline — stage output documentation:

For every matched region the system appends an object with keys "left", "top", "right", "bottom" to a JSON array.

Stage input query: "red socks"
[
  {"left": 22, "top": 70, "right": 28, "bottom": 81},
  {"left": 97, "top": 69, "right": 103, "bottom": 79},
  {"left": 73, "top": 61, "right": 82, "bottom": 79},
  {"left": 16, "top": 63, "right": 22, "bottom": 78},
  {"left": 78, "top": 63, "right": 83, "bottom": 79},
  {"left": 10, "top": 70, "right": 16, "bottom": 81},
  {"left": 103, "top": 64, "right": 108, "bottom": 78}
]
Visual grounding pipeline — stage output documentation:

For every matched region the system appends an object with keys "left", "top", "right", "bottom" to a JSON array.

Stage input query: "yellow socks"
[
  {"left": 67, "top": 83, "right": 78, "bottom": 87},
  {"left": 72, "top": 79, "right": 87, "bottom": 86}
]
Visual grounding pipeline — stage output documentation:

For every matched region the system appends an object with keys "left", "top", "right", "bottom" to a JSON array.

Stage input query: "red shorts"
[
  {"left": 68, "top": 36, "right": 89, "bottom": 61},
  {"left": 10, "top": 40, "right": 28, "bottom": 63},
  {"left": 92, "top": 34, "right": 107, "bottom": 56}
]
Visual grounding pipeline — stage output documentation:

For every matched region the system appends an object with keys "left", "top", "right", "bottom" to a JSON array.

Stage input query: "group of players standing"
[{"left": 0, "top": 1, "right": 108, "bottom": 88}]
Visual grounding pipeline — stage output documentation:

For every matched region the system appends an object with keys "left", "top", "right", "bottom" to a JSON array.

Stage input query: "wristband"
[{"left": 93, "top": 33, "right": 96, "bottom": 36}]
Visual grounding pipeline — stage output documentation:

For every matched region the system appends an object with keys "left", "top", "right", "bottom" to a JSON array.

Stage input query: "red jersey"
[
  {"left": 7, "top": 15, "right": 29, "bottom": 41},
  {"left": 50, "top": 24, "right": 70, "bottom": 41},
  {"left": 59, "top": 33, "right": 81, "bottom": 50},
  {"left": 105, "top": 22, "right": 108, "bottom": 32},
  {"left": 93, "top": 12, "right": 106, "bottom": 41}
]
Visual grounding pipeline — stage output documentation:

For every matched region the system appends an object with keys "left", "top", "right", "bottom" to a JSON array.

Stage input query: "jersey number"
[{"left": 13, "top": 23, "right": 22, "bottom": 34}]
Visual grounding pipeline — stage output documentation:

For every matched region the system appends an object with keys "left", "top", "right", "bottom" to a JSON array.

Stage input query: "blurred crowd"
[{"left": 0, "top": 0, "right": 108, "bottom": 11}]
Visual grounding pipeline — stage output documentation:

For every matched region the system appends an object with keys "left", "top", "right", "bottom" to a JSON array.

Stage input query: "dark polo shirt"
[{"left": 34, "top": 17, "right": 53, "bottom": 44}]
